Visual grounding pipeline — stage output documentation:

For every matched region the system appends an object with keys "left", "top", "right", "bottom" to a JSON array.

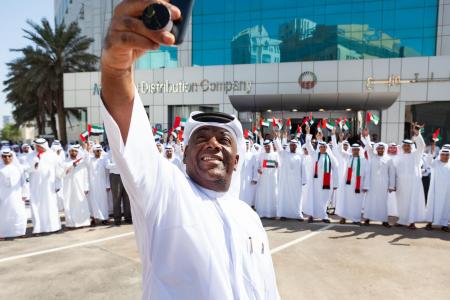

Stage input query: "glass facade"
[
  {"left": 192, "top": 0, "right": 438, "bottom": 66},
  {"left": 136, "top": 46, "right": 178, "bottom": 70},
  {"left": 409, "top": 102, "right": 450, "bottom": 142}
]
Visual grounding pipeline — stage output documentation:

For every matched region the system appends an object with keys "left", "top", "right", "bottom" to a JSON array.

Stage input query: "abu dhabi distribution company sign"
[{"left": 93, "top": 79, "right": 253, "bottom": 96}]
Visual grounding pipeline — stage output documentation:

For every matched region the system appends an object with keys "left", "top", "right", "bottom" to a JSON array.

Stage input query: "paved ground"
[{"left": 1, "top": 218, "right": 450, "bottom": 300}]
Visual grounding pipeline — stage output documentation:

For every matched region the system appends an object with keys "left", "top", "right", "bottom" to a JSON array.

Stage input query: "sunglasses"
[{"left": 2, "top": 155, "right": 12, "bottom": 158}]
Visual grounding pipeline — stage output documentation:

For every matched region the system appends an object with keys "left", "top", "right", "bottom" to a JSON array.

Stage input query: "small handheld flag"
[
  {"left": 87, "top": 124, "right": 104, "bottom": 136},
  {"left": 272, "top": 118, "right": 283, "bottom": 130},
  {"left": 173, "top": 116, "right": 181, "bottom": 129},
  {"left": 343, "top": 118, "right": 351, "bottom": 131},
  {"left": 308, "top": 113, "right": 315, "bottom": 126},
  {"left": 326, "top": 120, "right": 335, "bottom": 131},
  {"left": 80, "top": 131, "right": 89, "bottom": 142},
  {"left": 180, "top": 118, "right": 187, "bottom": 128},
  {"left": 262, "top": 160, "right": 278, "bottom": 168},
  {"left": 286, "top": 118, "right": 292, "bottom": 131},
  {"left": 260, "top": 119, "right": 270, "bottom": 128},
  {"left": 432, "top": 128, "right": 442, "bottom": 142},
  {"left": 296, "top": 124, "right": 302, "bottom": 138},
  {"left": 366, "top": 112, "right": 380, "bottom": 126}
]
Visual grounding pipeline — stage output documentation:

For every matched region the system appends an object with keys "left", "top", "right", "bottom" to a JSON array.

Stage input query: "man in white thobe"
[
  {"left": 239, "top": 140, "right": 257, "bottom": 207},
  {"left": 254, "top": 140, "right": 280, "bottom": 218},
  {"left": 0, "top": 148, "right": 27, "bottom": 239},
  {"left": 335, "top": 143, "right": 369, "bottom": 225},
  {"left": 394, "top": 124, "right": 426, "bottom": 229},
  {"left": 361, "top": 130, "right": 396, "bottom": 227},
  {"left": 330, "top": 130, "right": 350, "bottom": 215},
  {"left": 51, "top": 143, "right": 66, "bottom": 211},
  {"left": 425, "top": 139, "right": 440, "bottom": 159},
  {"left": 386, "top": 143, "right": 399, "bottom": 217},
  {"left": 275, "top": 138, "right": 307, "bottom": 220},
  {"left": 425, "top": 149, "right": 450, "bottom": 231},
  {"left": 300, "top": 144, "right": 313, "bottom": 215},
  {"left": 164, "top": 144, "right": 184, "bottom": 172},
  {"left": 63, "top": 144, "right": 91, "bottom": 229},
  {"left": 28, "top": 138, "right": 62, "bottom": 234},
  {"left": 87, "top": 144, "right": 111, "bottom": 225},
  {"left": 303, "top": 126, "right": 339, "bottom": 223},
  {"left": 100, "top": 3, "right": 280, "bottom": 297},
  {"left": 18, "top": 143, "right": 33, "bottom": 201},
  {"left": 155, "top": 141, "right": 163, "bottom": 155}
]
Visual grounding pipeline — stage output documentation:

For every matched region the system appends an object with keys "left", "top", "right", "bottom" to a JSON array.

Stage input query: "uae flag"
[
  {"left": 180, "top": 118, "right": 187, "bottom": 128},
  {"left": 301, "top": 117, "right": 308, "bottom": 126},
  {"left": 336, "top": 118, "right": 342, "bottom": 129},
  {"left": 262, "top": 160, "right": 278, "bottom": 168},
  {"left": 343, "top": 118, "right": 351, "bottom": 131},
  {"left": 272, "top": 118, "right": 283, "bottom": 130},
  {"left": 296, "top": 124, "right": 302, "bottom": 138},
  {"left": 326, "top": 120, "right": 336, "bottom": 131},
  {"left": 253, "top": 126, "right": 259, "bottom": 137},
  {"left": 88, "top": 124, "right": 104, "bottom": 136},
  {"left": 79, "top": 131, "right": 89, "bottom": 142},
  {"left": 173, "top": 116, "right": 181, "bottom": 129},
  {"left": 366, "top": 112, "right": 380, "bottom": 125},
  {"left": 169, "top": 128, "right": 178, "bottom": 139},
  {"left": 260, "top": 119, "right": 270, "bottom": 128},
  {"left": 153, "top": 127, "right": 163, "bottom": 137},
  {"left": 177, "top": 129, "right": 184, "bottom": 141},
  {"left": 286, "top": 118, "right": 292, "bottom": 131},
  {"left": 244, "top": 129, "right": 255, "bottom": 140},
  {"left": 432, "top": 128, "right": 442, "bottom": 142},
  {"left": 308, "top": 113, "right": 315, "bottom": 126}
]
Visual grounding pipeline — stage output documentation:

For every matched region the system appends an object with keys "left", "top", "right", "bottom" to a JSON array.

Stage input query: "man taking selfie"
[{"left": 100, "top": 0, "right": 280, "bottom": 299}]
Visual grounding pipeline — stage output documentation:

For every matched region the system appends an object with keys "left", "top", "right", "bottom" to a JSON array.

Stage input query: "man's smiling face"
[{"left": 184, "top": 126, "right": 239, "bottom": 192}]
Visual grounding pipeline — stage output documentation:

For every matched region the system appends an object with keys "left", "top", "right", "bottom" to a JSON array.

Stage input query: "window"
[{"left": 192, "top": 0, "right": 438, "bottom": 66}]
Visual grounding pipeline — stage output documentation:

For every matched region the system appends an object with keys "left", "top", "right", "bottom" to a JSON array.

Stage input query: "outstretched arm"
[
  {"left": 411, "top": 123, "right": 425, "bottom": 162},
  {"left": 360, "top": 128, "right": 374, "bottom": 159},
  {"left": 101, "top": 0, "right": 181, "bottom": 142},
  {"left": 100, "top": 1, "right": 183, "bottom": 214},
  {"left": 304, "top": 125, "right": 315, "bottom": 156}
]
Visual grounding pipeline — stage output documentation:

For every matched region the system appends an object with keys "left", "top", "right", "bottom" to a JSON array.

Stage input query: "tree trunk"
[
  {"left": 50, "top": 113, "right": 58, "bottom": 140},
  {"left": 55, "top": 90, "right": 67, "bottom": 144},
  {"left": 37, "top": 97, "right": 45, "bottom": 135}
]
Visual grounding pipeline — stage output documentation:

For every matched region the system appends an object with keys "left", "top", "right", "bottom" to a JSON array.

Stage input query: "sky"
[{"left": 0, "top": 0, "right": 54, "bottom": 129}]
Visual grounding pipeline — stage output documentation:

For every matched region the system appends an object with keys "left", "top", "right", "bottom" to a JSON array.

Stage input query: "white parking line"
[
  {"left": 0, "top": 232, "right": 135, "bottom": 264},
  {"left": 1, "top": 224, "right": 337, "bottom": 264},
  {"left": 270, "top": 224, "right": 334, "bottom": 255}
]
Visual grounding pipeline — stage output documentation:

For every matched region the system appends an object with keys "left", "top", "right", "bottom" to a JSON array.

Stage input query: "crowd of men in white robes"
[
  {"left": 0, "top": 138, "right": 132, "bottom": 239},
  {"left": 2, "top": 122, "right": 450, "bottom": 239},
  {"left": 238, "top": 123, "right": 450, "bottom": 232}
]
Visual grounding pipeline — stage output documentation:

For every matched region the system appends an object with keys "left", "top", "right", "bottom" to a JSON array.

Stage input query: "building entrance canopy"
[{"left": 229, "top": 92, "right": 399, "bottom": 112}]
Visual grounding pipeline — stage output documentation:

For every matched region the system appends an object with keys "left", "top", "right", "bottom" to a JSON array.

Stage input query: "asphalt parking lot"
[{"left": 1, "top": 218, "right": 449, "bottom": 300}]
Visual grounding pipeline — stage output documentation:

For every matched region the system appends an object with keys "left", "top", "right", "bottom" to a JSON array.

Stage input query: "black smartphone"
[
  {"left": 141, "top": 0, "right": 195, "bottom": 45},
  {"left": 171, "top": 0, "right": 195, "bottom": 45}
]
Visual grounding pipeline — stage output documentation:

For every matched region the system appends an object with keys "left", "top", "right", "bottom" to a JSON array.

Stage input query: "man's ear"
[
  {"left": 183, "top": 145, "right": 189, "bottom": 164},
  {"left": 234, "top": 154, "right": 240, "bottom": 171}
]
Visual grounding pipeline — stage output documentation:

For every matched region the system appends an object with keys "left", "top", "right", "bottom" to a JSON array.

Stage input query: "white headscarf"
[
  {"left": 183, "top": 111, "right": 245, "bottom": 199},
  {"left": 34, "top": 138, "right": 50, "bottom": 151}
]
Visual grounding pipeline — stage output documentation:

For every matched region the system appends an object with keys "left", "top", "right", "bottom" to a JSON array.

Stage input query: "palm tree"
[{"left": 3, "top": 18, "right": 98, "bottom": 144}]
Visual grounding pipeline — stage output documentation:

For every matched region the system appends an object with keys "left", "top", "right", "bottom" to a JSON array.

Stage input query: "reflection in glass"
[{"left": 193, "top": 0, "right": 438, "bottom": 66}]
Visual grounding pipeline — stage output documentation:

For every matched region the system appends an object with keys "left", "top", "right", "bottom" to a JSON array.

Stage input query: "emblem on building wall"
[{"left": 299, "top": 71, "right": 317, "bottom": 89}]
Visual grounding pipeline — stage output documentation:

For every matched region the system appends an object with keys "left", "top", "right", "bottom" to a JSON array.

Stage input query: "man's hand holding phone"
[
  {"left": 101, "top": 0, "right": 181, "bottom": 141},
  {"left": 102, "top": 0, "right": 181, "bottom": 74}
]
